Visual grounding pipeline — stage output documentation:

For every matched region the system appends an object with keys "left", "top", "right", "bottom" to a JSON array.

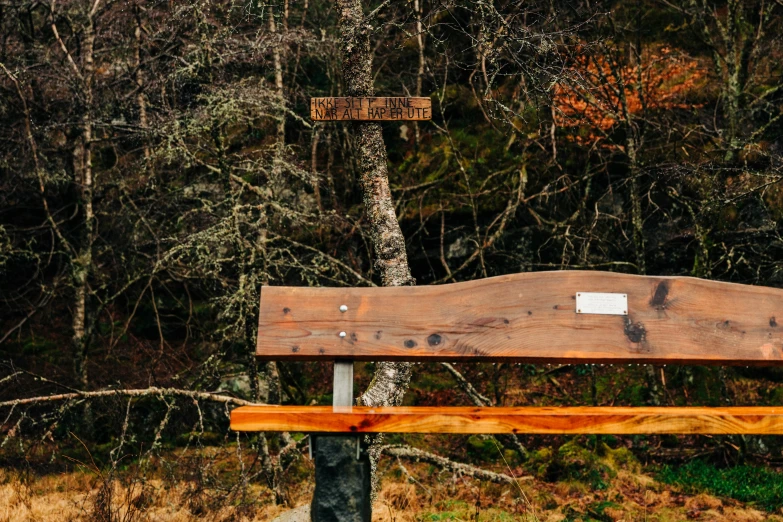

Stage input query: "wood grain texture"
[
  {"left": 256, "top": 271, "right": 783, "bottom": 365},
  {"left": 310, "top": 97, "right": 431, "bottom": 121},
  {"left": 230, "top": 406, "right": 783, "bottom": 434}
]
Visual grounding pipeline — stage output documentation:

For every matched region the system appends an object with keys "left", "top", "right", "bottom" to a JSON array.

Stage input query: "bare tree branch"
[
  {"left": 0, "top": 387, "right": 262, "bottom": 409},
  {"left": 441, "top": 363, "right": 492, "bottom": 406},
  {"left": 381, "top": 445, "right": 532, "bottom": 485}
]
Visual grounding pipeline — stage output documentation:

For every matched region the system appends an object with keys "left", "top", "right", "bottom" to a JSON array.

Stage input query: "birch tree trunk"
[
  {"left": 134, "top": 6, "right": 149, "bottom": 160},
  {"left": 412, "top": 0, "right": 425, "bottom": 146},
  {"left": 53, "top": 0, "right": 101, "bottom": 391},
  {"left": 335, "top": 0, "right": 415, "bottom": 493},
  {"left": 268, "top": 4, "right": 286, "bottom": 149},
  {"left": 76, "top": 15, "right": 95, "bottom": 391},
  {"left": 265, "top": 1, "right": 288, "bottom": 419}
]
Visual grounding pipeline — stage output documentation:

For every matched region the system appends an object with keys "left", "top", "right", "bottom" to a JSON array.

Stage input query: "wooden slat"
[
  {"left": 230, "top": 406, "right": 783, "bottom": 434},
  {"left": 310, "top": 97, "right": 431, "bottom": 121},
  {"left": 257, "top": 271, "right": 783, "bottom": 365}
]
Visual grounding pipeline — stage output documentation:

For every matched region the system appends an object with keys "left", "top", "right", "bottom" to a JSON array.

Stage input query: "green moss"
[
  {"left": 175, "top": 431, "right": 222, "bottom": 446},
  {"left": 466, "top": 435, "right": 499, "bottom": 462},
  {"left": 602, "top": 446, "right": 641, "bottom": 474},
  {"left": 770, "top": 386, "right": 783, "bottom": 404},
  {"left": 619, "top": 381, "right": 646, "bottom": 406},
  {"left": 586, "top": 500, "right": 622, "bottom": 522},
  {"left": 526, "top": 441, "right": 614, "bottom": 490},
  {"left": 658, "top": 460, "right": 783, "bottom": 511},
  {"left": 425, "top": 499, "right": 469, "bottom": 520},
  {"left": 526, "top": 440, "right": 642, "bottom": 497}
]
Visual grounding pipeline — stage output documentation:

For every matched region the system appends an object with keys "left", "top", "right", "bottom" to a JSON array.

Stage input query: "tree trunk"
[
  {"left": 72, "top": 7, "right": 97, "bottom": 391},
  {"left": 335, "top": 0, "right": 415, "bottom": 398},
  {"left": 134, "top": 6, "right": 150, "bottom": 160},
  {"left": 334, "top": 0, "right": 416, "bottom": 502},
  {"left": 413, "top": 0, "right": 425, "bottom": 146},
  {"left": 268, "top": 4, "right": 286, "bottom": 151}
]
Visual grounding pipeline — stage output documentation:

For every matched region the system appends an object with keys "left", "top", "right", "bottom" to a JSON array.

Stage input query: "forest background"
[{"left": 1, "top": 0, "right": 783, "bottom": 520}]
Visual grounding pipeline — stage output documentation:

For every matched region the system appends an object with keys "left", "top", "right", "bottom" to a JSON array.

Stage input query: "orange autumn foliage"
[{"left": 554, "top": 46, "right": 706, "bottom": 145}]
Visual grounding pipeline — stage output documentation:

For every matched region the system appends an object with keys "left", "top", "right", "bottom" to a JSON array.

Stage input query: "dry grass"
[
  {"left": 2, "top": 460, "right": 783, "bottom": 522},
  {"left": 0, "top": 469, "right": 293, "bottom": 522}
]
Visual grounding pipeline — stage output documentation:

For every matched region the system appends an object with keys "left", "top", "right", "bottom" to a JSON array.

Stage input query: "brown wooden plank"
[
  {"left": 230, "top": 405, "right": 783, "bottom": 434},
  {"left": 257, "top": 271, "right": 783, "bottom": 365},
  {"left": 310, "top": 97, "right": 431, "bottom": 121}
]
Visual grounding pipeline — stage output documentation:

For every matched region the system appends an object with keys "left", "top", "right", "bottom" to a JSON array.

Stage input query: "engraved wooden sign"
[{"left": 310, "top": 97, "right": 431, "bottom": 121}]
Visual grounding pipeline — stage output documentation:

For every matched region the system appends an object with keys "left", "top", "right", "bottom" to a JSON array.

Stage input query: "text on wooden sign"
[{"left": 310, "top": 97, "right": 432, "bottom": 121}]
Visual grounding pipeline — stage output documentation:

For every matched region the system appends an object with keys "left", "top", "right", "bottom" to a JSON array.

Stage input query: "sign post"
[{"left": 308, "top": 96, "right": 431, "bottom": 522}]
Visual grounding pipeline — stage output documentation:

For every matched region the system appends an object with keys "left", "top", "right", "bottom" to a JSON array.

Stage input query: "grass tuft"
[{"left": 658, "top": 459, "right": 783, "bottom": 511}]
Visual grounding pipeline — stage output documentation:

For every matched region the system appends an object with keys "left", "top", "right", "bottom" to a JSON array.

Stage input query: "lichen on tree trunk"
[
  {"left": 335, "top": 0, "right": 415, "bottom": 400},
  {"left": 334, "top": 0, "right": 416, "bottom": 500},
  {"left": 69, "top": 4, "right": 99, "bottom": 392}
]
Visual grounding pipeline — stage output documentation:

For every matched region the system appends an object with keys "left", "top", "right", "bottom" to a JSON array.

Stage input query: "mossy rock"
[
  {"left": 555, "top": 441, "right": 613, "bottom": 488},
  {"left": 600, "top": 444, "right": 642, "bottom": 474},
  {"left": 502, "top": 448, "right": 521, "bottom": 466},
  {"left": 526, "top": 441, "right": 615, "bottom": 490},
  {"left": 526, "top": 446, "right": 553, "bottom": 478}
]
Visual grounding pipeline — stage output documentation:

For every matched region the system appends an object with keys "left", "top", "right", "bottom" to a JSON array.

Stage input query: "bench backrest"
[{"left": 257, "top": 271, "right": 783, "bottom": 366}]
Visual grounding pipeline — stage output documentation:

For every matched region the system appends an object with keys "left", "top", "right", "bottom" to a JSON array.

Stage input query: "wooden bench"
[
  {"left": 231, "top": 271, "right": 783, "bottom": 435},
  {"left": 231, "top": 270, "right": 783, "bottom": 520}
]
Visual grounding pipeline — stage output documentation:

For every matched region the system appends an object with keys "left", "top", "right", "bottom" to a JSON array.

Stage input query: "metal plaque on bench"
[{"left": 575, "top": 292, "right": 628, "bottom": 315}]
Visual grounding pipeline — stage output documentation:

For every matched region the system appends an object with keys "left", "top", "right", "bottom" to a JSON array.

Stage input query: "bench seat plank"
[
  {"left": 257, "top": 271, "right": 783, "bottom": 365},
  {"left": 230, "top": 405, "right": 783, "bottom": 434}
]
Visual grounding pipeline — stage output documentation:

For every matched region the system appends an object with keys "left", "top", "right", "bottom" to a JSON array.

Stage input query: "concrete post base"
[{"left": 310, "top": 435, "right": 371, "bottom": 522}]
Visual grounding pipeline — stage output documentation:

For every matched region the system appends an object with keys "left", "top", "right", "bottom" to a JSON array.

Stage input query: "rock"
[{"left": 217, "top": 369, "right": 269, "bottom": 402}]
